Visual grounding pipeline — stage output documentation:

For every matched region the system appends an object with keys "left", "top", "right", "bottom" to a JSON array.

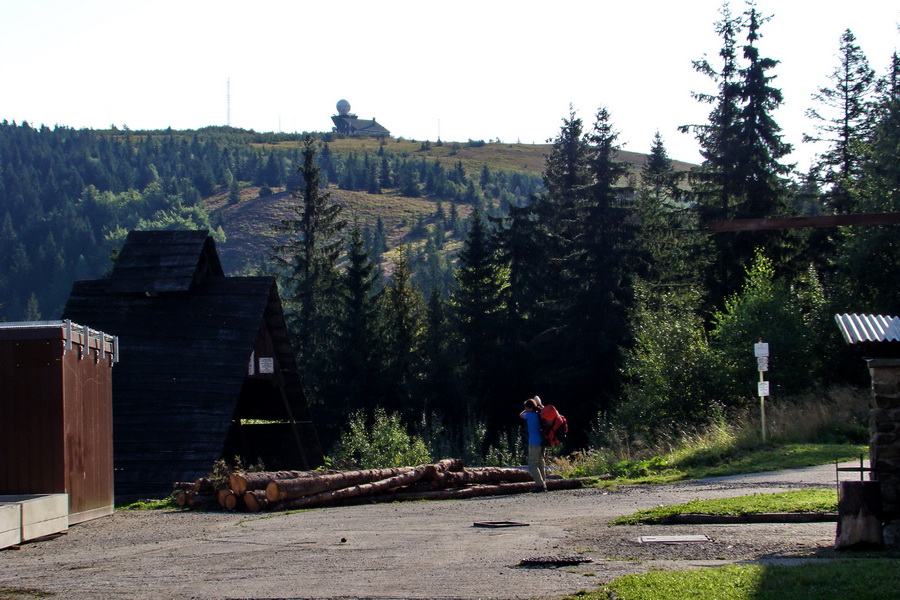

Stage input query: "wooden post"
[{"left": 835, "top": 481, "right": 883, "bottom": 550}]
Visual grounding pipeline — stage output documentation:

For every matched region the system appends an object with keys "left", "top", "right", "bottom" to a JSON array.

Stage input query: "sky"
[{"left": 3, "top": 0, "right": 898, "bottom": 173}]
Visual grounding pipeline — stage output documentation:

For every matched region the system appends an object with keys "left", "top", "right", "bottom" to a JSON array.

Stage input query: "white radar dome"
[{"left": 336, "top": 99, "right": 351, "bottom": 115}]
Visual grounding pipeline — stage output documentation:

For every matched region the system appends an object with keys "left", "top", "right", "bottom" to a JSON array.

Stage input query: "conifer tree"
[
  {"left": 682, "top": 2, "right": 794, "bottom": 309},
  {"left": 419, "top": 288, "right": 462, "bottom": 424},
  {"left": 380, "top": 250, "right": 424, "bottom": 419},
  {"left": 270, "top": 136, "right": 347, "bottom": 402},
  {"left": 452, "top": 206, "right": 508, "bottom": 431},
  {"left": 834, "top": 51, "right": 900, "bottom": 314},
  {"left": 370, "top": 216, "right": 388, "bottom": 259},
  {"left": 633, "top": 132, "right": 702, "bottom": 288},
  {"left": 23, "top": 292, "right": 41, "bottom": 321},
  {"left": 804, "top": 29, "right": 875, "bottom": 214},
  {"left": 567, "top": 107, "right": 635, "bottom": 424},
  {"left": 332, "top": 224, "right": 383, "bottom": 415}
]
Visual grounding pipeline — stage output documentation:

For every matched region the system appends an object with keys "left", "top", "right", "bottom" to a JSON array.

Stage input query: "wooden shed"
[
  {"left": 0, "top": 320, "right": 117, "bottom": 524},
  {"left": 62, "top": 230, "right": 323, "bottom": 497}
]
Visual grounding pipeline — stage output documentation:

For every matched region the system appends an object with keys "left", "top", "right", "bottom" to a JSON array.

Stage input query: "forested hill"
[{"left": 0, "top": 121, "right": 679, "bottom": 322}]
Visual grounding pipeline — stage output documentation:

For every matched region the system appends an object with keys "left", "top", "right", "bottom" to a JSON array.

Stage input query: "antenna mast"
[{"left": 227, "top": 78, "right": 231, "bottom": 127}]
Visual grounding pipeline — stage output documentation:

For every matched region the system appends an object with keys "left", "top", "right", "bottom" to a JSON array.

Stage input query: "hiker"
[{"left": 520, "top": 396, "right": 547, "bottom": 492}]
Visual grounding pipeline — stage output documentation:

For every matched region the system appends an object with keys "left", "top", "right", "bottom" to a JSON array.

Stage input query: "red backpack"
[{"left": 539, "top": 405, "right": 568, "bottom": 446}]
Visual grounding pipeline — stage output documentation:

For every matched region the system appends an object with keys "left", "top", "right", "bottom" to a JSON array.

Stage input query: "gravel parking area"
[{"left": 0, "top": 464, "right": 852, "bottom": 600}]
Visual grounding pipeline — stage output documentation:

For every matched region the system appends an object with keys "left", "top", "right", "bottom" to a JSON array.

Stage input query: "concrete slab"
[
  {"left": 0, "top": 502, "right": 22, "bottom": 549},
  {"left": 0, "top": 494, "right": 68, "bottom": 541},
  {"left": 640, "top": 535, "right": 711, "bottom": 543}
]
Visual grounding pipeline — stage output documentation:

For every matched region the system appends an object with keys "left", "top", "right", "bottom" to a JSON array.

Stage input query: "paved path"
[{"left": 0, "top": 462, "right": 859, "bottom": 600}]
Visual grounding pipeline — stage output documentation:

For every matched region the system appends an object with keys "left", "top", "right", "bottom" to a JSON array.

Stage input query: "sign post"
[{"left": 754, "top": 341, "right": 770, "bottom": 443}]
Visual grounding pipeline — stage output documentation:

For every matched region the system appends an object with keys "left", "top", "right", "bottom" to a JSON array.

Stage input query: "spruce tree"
[
  {"left": 682, "top": 2, "right": 743, "bottom": 214},
  {"left": 333, "top": 224, "right": 383, "bottom": 415},
  {"left": 269, "top": 136, "right": 347, "bottom": 402},
  {"left": 834, "top": 52, "right": 900, "bottom": 314},
  {"left": 420, "top": 288, "right": 461, "bottom": 425},
  {"left": 567, "top": 107, "right": 635, "bottom": 425},
  {"left": 682, "top": 2, "right": 794, "bottom": 309},
  {"left": 634, "top": 132, "right": 700, "bottom": 289},
  {"left": 452, "top": 206, "right": 508, "bottom": 432},
  {"left": 380, "top": 250, "right": 424, "bottom": 419},
  {"left": 804, "top": 29, "right": 875, "bottom": 214}
]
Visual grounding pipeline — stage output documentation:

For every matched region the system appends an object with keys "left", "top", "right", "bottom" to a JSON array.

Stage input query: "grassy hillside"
[
  {"left": 207, "top": 184, "right": 465, "bottom": 274},
  {"left": 207, "top": 137, "right": 690, "bottom": 274}
]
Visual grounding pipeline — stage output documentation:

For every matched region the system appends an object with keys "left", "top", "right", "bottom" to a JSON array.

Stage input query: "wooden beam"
[{"left": 707, "top": 212, "right": 900, "bottom": 232}]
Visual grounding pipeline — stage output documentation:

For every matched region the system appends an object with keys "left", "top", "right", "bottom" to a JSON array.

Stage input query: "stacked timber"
[{"left": 174, "top": 459, "right": 591, "bottom": 513}]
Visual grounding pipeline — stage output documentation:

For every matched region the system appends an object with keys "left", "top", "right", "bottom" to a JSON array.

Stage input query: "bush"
[
  {"left": 711, "top": 250, "right": 828, "bottom": 400},
  {"left": 332, "top": 408, "right": 432, "bottom": 469},
  {"left": 619, "top": 284, "right": 724, "bottom": 437}
]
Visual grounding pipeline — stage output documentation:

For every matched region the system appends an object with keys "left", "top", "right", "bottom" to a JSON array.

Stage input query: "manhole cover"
[
  {"left": 473, "top": 521, "right": 529, "bottom": 528},
  {"left": 639, "top": 535, "right": 711, "bottom": 543},
  {"left": 519, "top": 555, "right": 593, "bottom": 567}
]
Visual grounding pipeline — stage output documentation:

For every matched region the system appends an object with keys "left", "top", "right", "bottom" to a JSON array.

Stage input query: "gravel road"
[{"left": 0, "top": 463, "right": 854, "bottom": 600}]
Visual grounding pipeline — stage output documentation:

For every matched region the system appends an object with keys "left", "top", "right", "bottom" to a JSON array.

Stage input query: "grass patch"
[
  {"left": 116, "top": 495, "right": 179, "bottom": 510},
  {"left": 569, "top": 559, "right": 900, "bottom": 600},
  {"left": 555, "top": 388, "right": 871, "bottom": 485},
  {"left": 558, "top": 442, "right": 866, "bottom": 485},
  {"left": 612, "top": 488, "right": 837, "bottom": 525},
  {"left": 670, "top": 443, "right": 866, "bottom": 479}
]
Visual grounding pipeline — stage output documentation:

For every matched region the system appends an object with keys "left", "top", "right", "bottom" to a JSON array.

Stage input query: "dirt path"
[{"left": 0, "top": 463, "right": 853, "bottom": 599}]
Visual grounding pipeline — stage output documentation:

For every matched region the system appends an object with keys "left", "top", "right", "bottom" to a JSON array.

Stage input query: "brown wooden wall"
[{"left": 0, "top": 325, "right": 114, "bottom": 523}]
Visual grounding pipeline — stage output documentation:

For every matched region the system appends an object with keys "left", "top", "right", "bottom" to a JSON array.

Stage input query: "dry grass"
[{"left": 550, "top": 387, "right": 871, "bottom": 481}]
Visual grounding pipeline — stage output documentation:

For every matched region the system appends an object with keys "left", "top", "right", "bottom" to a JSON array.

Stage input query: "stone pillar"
[{"left": 868, "top": 358, "right": 900, "bottom": 548}]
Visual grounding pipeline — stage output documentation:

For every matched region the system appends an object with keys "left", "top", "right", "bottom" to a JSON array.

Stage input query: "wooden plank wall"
[
  {"left": 61, "top": 346, "right": 114, "bottom": 523},
  {"left": 0, "top": 336, "right": 66, "bottom": 495},
  {"left": 0, "top": 328, "right": 114, "bottom": 522}
]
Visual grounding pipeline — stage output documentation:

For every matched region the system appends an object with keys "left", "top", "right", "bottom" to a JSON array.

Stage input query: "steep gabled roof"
[
  {"left": 63, "top": 230, "right": 321, "bottom": 496},
  {"left": 107, "top": 229, "right": 224, "bottom": 294}
]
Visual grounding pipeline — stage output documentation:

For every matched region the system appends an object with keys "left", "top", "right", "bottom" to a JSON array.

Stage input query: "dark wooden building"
[
  {"left": 0, "top": 320, "right": 117, "bottom": 523},
  {"left": 63, "top": 230, "right": 322, "bottom": 497}
]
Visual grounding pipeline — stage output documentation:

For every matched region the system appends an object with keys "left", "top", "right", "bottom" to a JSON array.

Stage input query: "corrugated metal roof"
[{"left": 835, "top": 313, "right": 900, "bottom": 344}]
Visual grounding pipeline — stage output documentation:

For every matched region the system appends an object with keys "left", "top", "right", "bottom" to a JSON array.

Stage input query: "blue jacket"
[{"left": 523, "top": 411, "right": 543, "bottom": 446}]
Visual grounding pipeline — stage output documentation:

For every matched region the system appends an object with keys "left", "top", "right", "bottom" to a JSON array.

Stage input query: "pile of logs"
[{"left": 174, "top": 459, "right": 591, "bottom": 513}]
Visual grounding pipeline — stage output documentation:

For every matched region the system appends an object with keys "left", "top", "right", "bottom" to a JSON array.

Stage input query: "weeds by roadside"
[{"left": 550, "top": 387, "right": 869, "bottom": 483}]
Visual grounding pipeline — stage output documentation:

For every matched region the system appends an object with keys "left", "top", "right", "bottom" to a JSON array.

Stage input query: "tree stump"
[{"left": 835, "top": 481, "right": 883, "bottom": 550}]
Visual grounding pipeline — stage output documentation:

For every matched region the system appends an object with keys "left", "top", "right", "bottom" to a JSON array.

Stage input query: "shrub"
[{"left": 332, "top": 408, "right": 432, "bottom": 469}]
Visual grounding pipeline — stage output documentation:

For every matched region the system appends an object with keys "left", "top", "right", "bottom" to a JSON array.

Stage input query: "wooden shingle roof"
[
  {"left": 108, "top": 230, "right": 224, "bottom": 294},
  {"left": 63, "top": 230, "right": 322, "bottom": 496}
]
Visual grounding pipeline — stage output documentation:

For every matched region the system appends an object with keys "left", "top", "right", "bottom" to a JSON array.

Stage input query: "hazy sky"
[{"left": 4, "top": 1, "right": 898, "bottom": 171}]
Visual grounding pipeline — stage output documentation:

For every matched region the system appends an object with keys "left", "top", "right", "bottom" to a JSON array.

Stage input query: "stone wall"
[{"left": 868, "top": 358, "right": 900, "bottom": 547}]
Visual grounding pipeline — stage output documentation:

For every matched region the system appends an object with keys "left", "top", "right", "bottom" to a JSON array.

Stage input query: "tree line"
[
  {"left": 270, "top": 3, "right": 899, "bottom": 453},
  {"left": 1, "top": 1, "right": 898, "bottom": 457},
  {"left": 0, "top": 121, "right": 539, "bottom": 320}
]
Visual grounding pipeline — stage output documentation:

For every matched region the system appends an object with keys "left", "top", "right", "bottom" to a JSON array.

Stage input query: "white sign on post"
[{"left": 755, "top": 340, "right": 770, "bottom": 443}]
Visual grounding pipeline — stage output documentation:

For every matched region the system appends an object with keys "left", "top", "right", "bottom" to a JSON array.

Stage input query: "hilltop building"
[{"left": 331, "top": 99, "right": 390, "bottom": 137}]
